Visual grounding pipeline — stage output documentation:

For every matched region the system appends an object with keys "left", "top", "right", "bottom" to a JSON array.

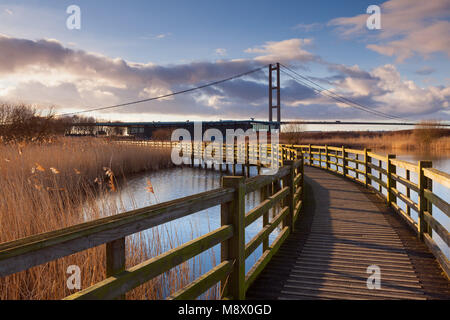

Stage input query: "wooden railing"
[
  {"left": 282, "top": 144, "right": 450, "bottom": 278},
  {"left": 0, "top": 150, "right": 304, "bottom": 300}
]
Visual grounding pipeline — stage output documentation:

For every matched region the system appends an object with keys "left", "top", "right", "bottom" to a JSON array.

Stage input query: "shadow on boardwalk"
[{"left": 246, "top": 166, "right": 450, "bottom": 300}]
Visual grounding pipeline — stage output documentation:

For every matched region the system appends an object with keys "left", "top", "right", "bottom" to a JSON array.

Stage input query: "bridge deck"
[{"left": 246, "top": 166, "right": 450, "bottom": 300}]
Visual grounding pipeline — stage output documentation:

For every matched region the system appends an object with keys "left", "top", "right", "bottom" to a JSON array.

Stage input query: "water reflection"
[{"left": 95, "top": 165, "right": 281, "bottom": 294}]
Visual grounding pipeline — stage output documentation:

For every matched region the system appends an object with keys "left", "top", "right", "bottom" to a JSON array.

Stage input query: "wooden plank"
[
  {"left": 346, "top": 158, "right": 365, "bottom": 165},
  {"left": 423, "top": 168, "right": 450, "bottom": 189},
  {"left": 423, "top": 234, "right": 450, "bottom": 279},
  {"left": 344, "top": 165, "right": 365, "bottom": 176},
  {"left": 367, "top": 152, "right": 387, "bottom": 162},
  {"left": 244, "top": 187, "right": 289, "bottom": 227},
  {"left": 391, "top": 173, "right": 419, "bottom": 193},
  {"left": 244, "top": 166, "right": 290, "bottom": 194},
  {"left": 167, "top": 261, "right": 232, "bottom": 300},
  {"left": 345, "top": 148, "right": 365, "bottom": 155},
  {"left": 391, "top": 202, "right": 418, "bottom": 234},
  {"left": 387, "top": 154, "right": 397, "bottom": 206},
  {"left": 285, "top": 160, "right": 296, "bottom": 232},
  {"left": 367, "top": 162, "right": 388, "bottom": 175},
  {"left": 424, "top": 189, "right": 450, "bottom": 218},
  {"left": 423, "top": 211, "right": 450, "bottom": 247},
  {"left": 65, "top": 225, "right": 233, "bottom": 300},
  {"left": 294, "top": 172, "right": 302, "bottom": 186},
  {"left": 106, "top": 238, "right": 126, "bottom": 277},
  {"left": 293, "top": 187, "right": 302, "bottom": 204},
  {"left": 0, "top": 187, "right": 234, "bottom": 277},
  {"left": 367, "top": 173, "right": 387, "bottom": 189},
  {"left": 245, "top": 226, "right": 290, "bottom": 292},
  {"left": 390, "top": 159, "right": 418, "bottom": 173},
  {"left": 391, "top": 188, "right": 419, "bottom": 213},
  {"left": 221, "top": 176, "right": 245, "bottom": 300},
  {"left": 418, "top": 161, "right": 433, "bottom": 240},
  {"left": 245, "top": 206, "right": 289, "bottom": 258}
]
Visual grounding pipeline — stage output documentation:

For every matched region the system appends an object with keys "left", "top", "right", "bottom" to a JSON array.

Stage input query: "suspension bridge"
[{"left": 62, "top": 62, "right": 450, "bottom": 137}]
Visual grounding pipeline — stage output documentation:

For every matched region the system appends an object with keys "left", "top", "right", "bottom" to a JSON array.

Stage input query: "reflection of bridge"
[{"left": 0, "top": 143, "right": 448, "bottom": 299}]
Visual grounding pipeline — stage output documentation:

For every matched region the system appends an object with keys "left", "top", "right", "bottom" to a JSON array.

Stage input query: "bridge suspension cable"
[
  {"left": 280, "top": 63, "right": 409, "bottom": 121},
  {"left": 56, "top": 65, "right": 268, "bottom": 117}
]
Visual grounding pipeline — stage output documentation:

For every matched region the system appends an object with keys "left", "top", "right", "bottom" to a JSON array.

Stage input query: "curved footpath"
[{"left": 246, "top": 166, "right": 450, "bottom": 300}]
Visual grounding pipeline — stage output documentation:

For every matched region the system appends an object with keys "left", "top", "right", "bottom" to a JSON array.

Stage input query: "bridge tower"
[{"left": 268, "top": 63, "right": 281, "bottom": 123}]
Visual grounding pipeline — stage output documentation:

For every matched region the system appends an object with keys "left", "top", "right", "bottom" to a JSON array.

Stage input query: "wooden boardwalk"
[{"left": 247, "top": 166, "right": 450, "bottom": 300}]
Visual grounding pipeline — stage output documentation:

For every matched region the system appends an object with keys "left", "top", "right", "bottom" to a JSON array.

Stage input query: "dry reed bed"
[
  {"left": 0, "top": 138, "right": 216, "bottom": 299},
  {"left": 282, "top": 133, "right": 450, "bottom": 154}
]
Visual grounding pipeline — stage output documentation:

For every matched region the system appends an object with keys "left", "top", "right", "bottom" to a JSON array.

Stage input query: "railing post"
[
  {"left": 364, "top": 148, "right": 371, "bottom": 188},
  {"left": 406, "top": 169, "right": 411, "bottom": 216},
  {"left": 387, "top": 154, "right": 396, "bottom": 206},
  {"left": 284, "top": 160, "right": 296, "bottom": 232},
  {"left": 319, "top": 147, "right": 322, "bottom": 168},
  {"left": 190, "top": 141, "right": 194, "bottom": 167},
  {"left": 221, "top": 176, "right": 245, "bottom": 300},
  {"left": 308, "top": 144, "right": 312, "bottom": 166},
  {"left": 261, "top": 184, "right": 270, "bottom": 251},
  {"left": 418, "top": 160, "right": 433, "bottom": 241},
  {"left": 342, "top": 146, "right": 347, "bottom": 177},
  {"left": 378, "top": 159, "right": 382, "bottom": 193},
  {"left": 106, "top": 237, "right": 126, "bottom": 299}
]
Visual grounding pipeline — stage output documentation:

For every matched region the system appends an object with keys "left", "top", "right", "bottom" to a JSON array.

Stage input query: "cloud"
[
  {"left": 329, "top": 63, "right": 450, "bottom": 116},
  {"left": 415, "top": 66, "right": 436, "bottom": 76},
  {"left": 215, "top": 48, "right": 227, "bottom": 56},
  {"left": 293, "top": 23, "right": 323, "bottom": 32},
  {"left": 4, "top": 9, "right": 12, "bottom": 15},
  {"left": 0, "top": 34, "right": 448, "bottom": 121},
  {"left": 140, "top": 33, "right": 172, "bottom": 40},
  {"left": 328, "top": 0, "right": 450, "bottom": 61},
  {"left": 245, "top": 38, "right": 319, "bottom": 64},
  {"left": 155, "top": 33, "right": 171, "bottom": 39}
]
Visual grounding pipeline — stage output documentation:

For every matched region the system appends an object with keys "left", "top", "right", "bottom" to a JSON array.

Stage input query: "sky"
[{"left": 0, "top": 0, "right": 449, "bottom": 124}]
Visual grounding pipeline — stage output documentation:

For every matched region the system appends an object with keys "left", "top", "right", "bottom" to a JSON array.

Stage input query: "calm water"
[
  {"left": 97, "top": 152, "right": 449, "bottom": 292},
  {"left": 96, "top": 164, "right": 279, "bottom": 287}
]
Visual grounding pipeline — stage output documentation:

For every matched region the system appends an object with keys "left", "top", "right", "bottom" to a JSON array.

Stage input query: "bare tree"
[
  {"left": 0, "top": 103, "right": 70, "bottom": 142},
  {"left": 281, "top": 123, "right": 306, "bottom": 144}
]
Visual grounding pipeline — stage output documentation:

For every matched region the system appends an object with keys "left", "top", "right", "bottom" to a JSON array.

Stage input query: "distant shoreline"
[{"left": 280, "top": 128, "right": 450, "bottom": 155}]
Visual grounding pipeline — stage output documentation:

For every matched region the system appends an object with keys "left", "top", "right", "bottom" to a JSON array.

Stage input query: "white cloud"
[
  {"left": 331, "top": 64, "right": 450, "bottom": 116},
  {"left": 4, "top": 9, "right": 13, "bottom": 15},
  {"left": 245, "top": 38, "right": 318, "bottom": 64},
  {"left": 329, "top": 0, "right": 450, "bottom": 61},
  {"left": 215, "top": 48, "right": 227, "bottom": 56}
]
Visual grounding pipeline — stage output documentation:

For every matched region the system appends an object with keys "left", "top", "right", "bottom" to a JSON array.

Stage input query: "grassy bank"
[{"left": 0, "top": 138, "right": 218, "bottom": 299}]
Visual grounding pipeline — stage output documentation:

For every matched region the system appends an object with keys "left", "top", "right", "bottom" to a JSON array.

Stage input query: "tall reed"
[{"left": 0, "top": 138, "right": 217, "bottom": 299}]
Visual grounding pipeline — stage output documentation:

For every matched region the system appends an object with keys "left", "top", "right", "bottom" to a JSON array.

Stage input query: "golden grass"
[{"left": 0, "top": 138, "right": 218, "bottom": 300}]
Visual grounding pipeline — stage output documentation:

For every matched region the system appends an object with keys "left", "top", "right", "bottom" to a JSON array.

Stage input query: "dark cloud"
[{"left": 415, "top": 66, "right": 436, "bottom": 75}]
